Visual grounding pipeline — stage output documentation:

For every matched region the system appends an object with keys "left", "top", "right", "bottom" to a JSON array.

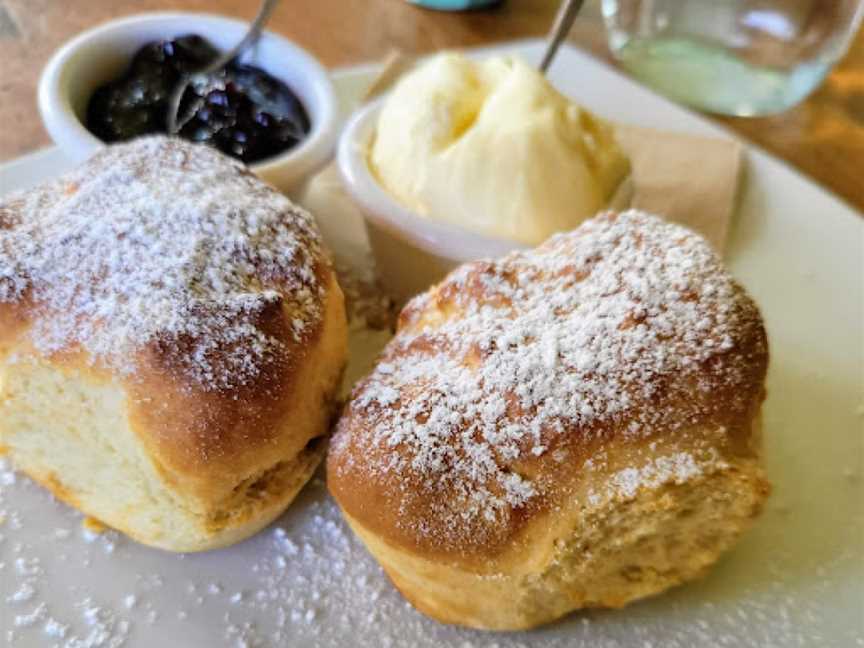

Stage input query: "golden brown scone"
[
  {"left": 328, "top": 210, "right": 769, "bottom": 630},
  {"left": 0, "top": 136, "right": 348, "bottom": 552}
]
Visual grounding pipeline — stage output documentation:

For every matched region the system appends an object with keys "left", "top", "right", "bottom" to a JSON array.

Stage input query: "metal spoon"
[
  {"left": 166, "top": 0, "right": 280, "bottom": 135},
  {"left": 539, "top": 0, "right": 585, "bottom": 75}
]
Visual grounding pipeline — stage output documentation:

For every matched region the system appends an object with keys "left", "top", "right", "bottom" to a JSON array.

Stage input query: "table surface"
[{"left": 1, "top": 0, "right": 862, "bottom": 214}]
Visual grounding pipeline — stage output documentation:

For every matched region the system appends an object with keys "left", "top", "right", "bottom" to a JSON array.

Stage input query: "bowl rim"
[
  {"left": 336, "top": 98, "right": 526, "bottom": 263},
  {"left": 37, "top": 11, "right": 338, "bottom": 178}
]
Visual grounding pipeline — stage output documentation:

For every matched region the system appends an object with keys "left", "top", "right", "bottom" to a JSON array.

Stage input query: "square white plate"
[{"left": 1, "top": 40, "right": 862, "bottom": 648}]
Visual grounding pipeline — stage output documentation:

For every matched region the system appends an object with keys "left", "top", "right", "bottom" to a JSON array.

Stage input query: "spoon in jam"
[
  {"left": 538, "top": 0, "right": 585, "bottom": 75},
  {"left": 167, "top": 0, "right": 280, "bottom": 135}
]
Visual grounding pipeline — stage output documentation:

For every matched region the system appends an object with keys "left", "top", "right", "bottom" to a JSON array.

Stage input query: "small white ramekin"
[
  {"left": 337, "top": 99, "right": 527, "bottom": 303},
  {"left": 38, "top": 12, "right": 338, "bottom": 194}
]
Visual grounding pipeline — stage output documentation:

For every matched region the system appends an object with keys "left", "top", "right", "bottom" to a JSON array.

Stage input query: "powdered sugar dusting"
[
  {"left": 0, "top": 136, "right": 326, "bottom": 390},
  {"left": 604, "top": 450, "right": 725, "bottom": 502},
  {"left": 333, "top": 210, "right": 766, "bottom": 547}
]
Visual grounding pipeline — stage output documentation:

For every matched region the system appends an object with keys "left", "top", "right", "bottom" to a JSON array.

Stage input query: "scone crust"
[{"left": 328, "top": 210, "right": 768, "bottom": 569}]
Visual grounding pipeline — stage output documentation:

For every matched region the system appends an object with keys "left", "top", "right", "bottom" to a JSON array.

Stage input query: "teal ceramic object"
[{"left": 409, "top": 0, "right": 501, "bottom": 9}]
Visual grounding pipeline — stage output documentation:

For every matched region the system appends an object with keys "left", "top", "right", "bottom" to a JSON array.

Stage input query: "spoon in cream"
[{"left": 539, "top": 0, "right": 585, "bottom": 75}]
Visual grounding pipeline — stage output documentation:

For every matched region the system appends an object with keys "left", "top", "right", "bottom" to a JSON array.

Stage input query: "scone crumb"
[{"left": 82, "top": 517, "right": 108, "bottom": 534}]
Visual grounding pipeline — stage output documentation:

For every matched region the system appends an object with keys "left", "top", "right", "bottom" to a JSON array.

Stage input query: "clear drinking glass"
[{"left": 602, "top": 0, "right": 864, "bottom": 116}]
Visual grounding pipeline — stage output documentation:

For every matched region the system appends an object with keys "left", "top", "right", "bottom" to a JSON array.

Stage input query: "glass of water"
[{"left": 602, "top": 0, "right": 864, "bottom": 116}]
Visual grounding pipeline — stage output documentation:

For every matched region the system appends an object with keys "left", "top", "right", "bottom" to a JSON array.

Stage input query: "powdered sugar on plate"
[
  {"left": 0, "top": 136, "right": 326, "bottom": 391},
  {"left": 1, "top": 454, "right": 860, "bottom": 648}
]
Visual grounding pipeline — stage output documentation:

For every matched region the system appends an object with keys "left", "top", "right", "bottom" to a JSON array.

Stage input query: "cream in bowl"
[
  {"left": 38, "top": 12, "right": 338, "bottom": 194},
  {"left": 338, "top": 53, "right": 630, "bottom": 300}
]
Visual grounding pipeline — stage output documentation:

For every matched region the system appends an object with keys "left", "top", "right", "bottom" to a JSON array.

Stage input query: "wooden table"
[{"left": 1, "top": 0, "right": 862, "bottom": 213}]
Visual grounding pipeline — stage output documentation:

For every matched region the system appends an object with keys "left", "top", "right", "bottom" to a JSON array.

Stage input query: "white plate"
[{"left": 1, "top": 39, "right": 862, "bottom": 648}]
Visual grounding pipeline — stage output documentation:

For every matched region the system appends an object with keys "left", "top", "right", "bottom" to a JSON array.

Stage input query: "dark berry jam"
[{"left": 86, "top": 35, "right": 310, "bottom": 164}]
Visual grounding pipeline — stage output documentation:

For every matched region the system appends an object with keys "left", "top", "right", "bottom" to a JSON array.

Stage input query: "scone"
[
  {"left": 0, "top": 136, "right": 348, "bottom": 552},
  {"left": 328, "top": 210, "right": 769, "bottom": 630}
]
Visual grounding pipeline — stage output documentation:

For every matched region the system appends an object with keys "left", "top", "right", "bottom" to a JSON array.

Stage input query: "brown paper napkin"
[{"left": 614, "top": 126, "right": 742, "bottom": 252}]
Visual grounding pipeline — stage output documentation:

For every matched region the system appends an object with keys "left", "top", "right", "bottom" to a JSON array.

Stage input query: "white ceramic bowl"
[
  {"left": 38, "top": 12, "right": 338, "bottom": 194},
  {"left": 337, "top": 99, "right": 527, "bottom": 303}
]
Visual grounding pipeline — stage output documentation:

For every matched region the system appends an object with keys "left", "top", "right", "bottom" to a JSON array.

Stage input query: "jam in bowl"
[
  {"left": 87, "top": 34, "right": 311, "bottom": 164},
  {"left": 38, "top": 12, "right": 338, "bottom": 193}
]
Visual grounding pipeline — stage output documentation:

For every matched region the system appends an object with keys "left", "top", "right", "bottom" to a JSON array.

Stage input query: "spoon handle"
[
  {"left": 167, "top": 0, "right": 280, "bottom": 134},
  {"left": 201, "top": 0, "right": 280, "bottom": 77},
  {"left": 539, "top": 0, "right": 585, "bottom": 75}
]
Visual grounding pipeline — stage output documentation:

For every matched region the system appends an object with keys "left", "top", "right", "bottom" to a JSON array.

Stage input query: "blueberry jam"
[{"left": 86, "top": 35, "right": 310, "bottom": 164}]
